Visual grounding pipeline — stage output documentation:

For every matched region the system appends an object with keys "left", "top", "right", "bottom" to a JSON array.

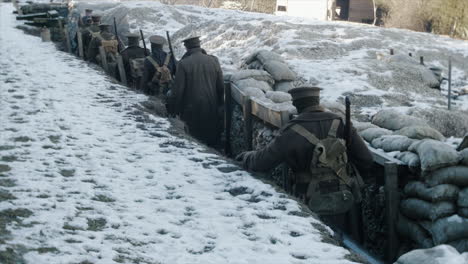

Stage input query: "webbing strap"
[
  {"left": 291, "top": 124, "right": 320, "bottom": 145},
  {"left": 328, "top": 119, "right": 340, "bottom": 138},
  {"left": 147, "top": 56, "right": 161, "bottom": 70}
]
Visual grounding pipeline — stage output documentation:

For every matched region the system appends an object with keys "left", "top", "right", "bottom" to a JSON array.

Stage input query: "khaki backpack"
[
  {"left": 93, "top": 33, "right": 118, "bottom": 55},
  {"left": 147, "top": 54, "right": 173, "bottom": 85},
  {"left": 290, "top": 119, "right": 364, "bottom": 215}
]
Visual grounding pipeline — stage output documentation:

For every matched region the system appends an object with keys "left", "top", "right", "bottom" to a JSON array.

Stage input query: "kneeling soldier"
[{"left": 237, "top": 86, "right": 373, "bottom": 231}]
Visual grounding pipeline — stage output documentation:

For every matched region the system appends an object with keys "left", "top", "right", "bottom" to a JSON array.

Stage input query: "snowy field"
[
  {"left": 73, "top": 0, "right": 468, "bottom": 119},
  {"left": 0, "top": 3, "right": 361, "bottom": 263}
]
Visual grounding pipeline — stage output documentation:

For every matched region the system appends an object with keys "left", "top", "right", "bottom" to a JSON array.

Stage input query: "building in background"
[{"left": 275, "top": 0, "right": 374, "bottom": 24}]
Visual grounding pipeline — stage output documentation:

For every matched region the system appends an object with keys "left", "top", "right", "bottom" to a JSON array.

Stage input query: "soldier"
[
  {"left": 169, "top": 36, "right": 224, "bottom": 147},
  {"left": 236, "top": 87, "right": 373, "bottom": 231},
  {"left": 79, "top": 9, "right": 93, "bottom": 27},
  {"left": 141, "top": 35, "right": 176, "bottom": 95},
  {"left": 82, "top": 15, "right": 101, "bottom": 60},
  {"left": 119, "top": 33, "right": 149, "bottom": 87},
  {"left": 74, "top": 17, "right": 91, "bottom": 56},
  {"left": 87, "top": 24, "right": 118, "bottom": 65}
]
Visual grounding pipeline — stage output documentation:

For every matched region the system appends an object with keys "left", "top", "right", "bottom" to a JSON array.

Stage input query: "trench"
[{"left": 9, "top": 3, "right": 431, "bottom": 264}]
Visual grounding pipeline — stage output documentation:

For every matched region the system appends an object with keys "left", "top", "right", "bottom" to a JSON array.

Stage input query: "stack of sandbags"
[
  {"left": 242, "top": 50, "right": 297, "bottom": 92},
  {"left": 395, "top": 245, "right": 468, "bottom": 264},
  {"left": 230, "top": 69, "right": 275, "bottom": 93}
]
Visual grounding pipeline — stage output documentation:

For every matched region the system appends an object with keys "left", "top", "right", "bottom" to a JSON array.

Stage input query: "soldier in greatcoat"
[
  {"left": 86, "top": 24, "right": 117, "bottom": 65},
  {"left": 82, "top": 15, "right": 101, "bottom": 60},
  {"left": 169, "top": 36, "right": 224, "bottom": 147}
]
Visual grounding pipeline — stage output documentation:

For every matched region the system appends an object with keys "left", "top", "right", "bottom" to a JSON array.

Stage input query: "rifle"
[
  {"left": 345, "top": 96, "right": 351, "bottom": 147},
  {"left": 113, "top": 17, "right": 124, "bottom": 53},
  {"left": 140, "top": 29, "right": 149, "bottom": 56},
  {"left": 166, "top": 31, "right": 176, "bottom": 71}
]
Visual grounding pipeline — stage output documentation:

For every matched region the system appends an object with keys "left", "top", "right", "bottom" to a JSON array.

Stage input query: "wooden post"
[
  {"left": 384, "top": 162, "right": 399, "bottom": 263},
  {"left": 420, "top": 56, "right": 424, "bottom": 65},
  {"left": 282, "top": 164, "right": 290, "bottom": 193},
  {"left": 243, "top": 98, "right": 253, "bottom": 151},
  {"left": 99, "top": 46, "right": 109, "bottom": 73},
  {"left": 59, "top": 20, "right": 71, "bottom": 53},
  {"left": 116, "top": 55, "right": 127, "bottom": 86},
  {"left": 390, "top": 49, "right": 394, "bottom": 55},
  {"left": 448, "top": 57, "right": 452, "bottom": 110},
  {"left": 224, "top": 83, "right": 232, "bottom": 156},
  {"left": 77, "top": 31, "right": 84, "bottom": 58},
  {"left": 349, "top": 204, "right": 363, "bottom": 244},
  {"left": 408, "top": 53, "right": 412, "bottom": 57}
]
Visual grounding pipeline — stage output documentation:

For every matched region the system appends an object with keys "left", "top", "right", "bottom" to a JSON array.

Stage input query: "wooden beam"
[
  {"left": 367, "top": 144, "right": 403, "bottom": 166},
  {"left": 224, "top": 82, "right": 232, "bottom": 156},
  {"left": 116, "top": 55, "right": 127, "bottom": 86},
  {"left": 251, "top": 98, "right": 289, "bottom": 128},
  {"left": 243, "top": 98, "right": 253, "bottom": 151},
  {"left": 384, "top": 162, "right": 399, "bottom": 263},
  {"left": 77, "top": 31, "right": 84, "bottom": 58}
]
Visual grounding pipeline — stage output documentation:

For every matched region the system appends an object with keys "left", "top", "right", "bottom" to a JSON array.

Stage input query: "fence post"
[
  {"left": 224, "top": 82, "right": 232, "bottom": 156},
  {"left": 385, "top": 162, "right": 399, "bottom": 263},
  {"left": 116, "top": 55, "right": 127, "bottom": 86},
  {"left": 77, "top": 31, "right": 84, "bottom": 58},
  {"left": 448, "top": 57, "right": 452, "bottom": 110},
  {"left": 243, "top": 98, "right": 253, "bottom": 151}
]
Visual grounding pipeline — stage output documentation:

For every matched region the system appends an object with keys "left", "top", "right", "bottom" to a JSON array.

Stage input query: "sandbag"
[
  {"left": 353, "top": 121, "right": 378, "bottom": 133},
  {"left": 449, "top": 239, "right": 468, "bottom": 254},
  {"left": 408, "top": 108, "right": 468, "bottom": 138},
  {"left": 234, "top": 78, "right": 273, "bottom": 93},
  {"left": 247, "top": 60, "right": 263, "bottom": 70},
  {"left": 396, "top": 214, "right": 434, "bottom": 249},
  {"left": 420, "top": 68, "right": 441, "bottom": 88},
  {"left": 409, "top": 140, "right": 461, "bottom": 172},
  {"left": 400, "top": 198, "right": 455, "bottom": 221},
  {"left": 420, "top": 215, "right": 468, "bottom": 244},
  {"left": 274, "top": 81, "right": 294, "bottom": 92},
  {"left": 230, "top": 70, "right": 274, "bottom": 85},
  {"left": 371, "top": 135, "right": 415, "bottom": 152},
  {"left": 396, "top": 152, "right": 420, "bottom": 169},
  {"left": 426, "top": 166, "right": 468, "bottom": 187},
  {"left": 360, "top": 127, "right": 392, "bottom": 143},
  {"left": 404, "top": 181, "right": 459, "bottom": 203},
  {"left": 265, "top": 91, "right": 291, "bottom": 103},
  {"left": 460, "top": 149, "right": 468, "bottom": 166},
  {"left": 321, "top": 101, "right": 345, "bottom": 119},
  {"left": 242, "top": 87, "right": 265, "bottom": 99},
  {"left": 458, "top": 188, "right": 468, "bottom": 208},
  {"left": 256, "top": 50, "right": 285, "bottom": 64},
  {"left": 263, "top": 61, "right": 296, "bottom": 81},
  {"left": 372, "top": 109, "right": 427, "bottom": 131},
  {"left": 271, "top": 102, "right": 297, "bottom": 115},
  {"left": 459, "top": 208, "right": 468, "bottom": 218},
  {"left": 395, "top": 245, "right": 466, "bottom": 264},
  {"left": 395, "top": 126, "right": 445, "bottom": 141}
]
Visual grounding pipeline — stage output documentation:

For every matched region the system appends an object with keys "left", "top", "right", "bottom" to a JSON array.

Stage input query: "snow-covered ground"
[
  {"left": 0, "top": 3, "right": 360, "bottom": 263},
  {"left": 74, "top": 0, "right": 468, "bottom": 118}
]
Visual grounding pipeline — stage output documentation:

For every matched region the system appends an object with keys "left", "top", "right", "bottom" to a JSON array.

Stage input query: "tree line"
[{"left": 376, "top": 0, "right": 468, "bottom": 39}]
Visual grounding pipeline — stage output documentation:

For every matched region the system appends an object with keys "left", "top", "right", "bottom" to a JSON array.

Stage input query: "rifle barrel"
[
  {"left": 345, "top": 96, "right": 351, "bottom": 147},
  {"left": 140, "top": 29, "right": 148, "bottom": 56}
]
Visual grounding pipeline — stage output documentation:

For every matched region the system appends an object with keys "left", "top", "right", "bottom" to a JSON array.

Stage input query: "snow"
[{"left": 0, "top": 3, "right": 359, "bottom": 263}]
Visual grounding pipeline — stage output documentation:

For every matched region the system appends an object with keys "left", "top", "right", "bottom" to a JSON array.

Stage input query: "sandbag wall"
[{"left": 356, "top": 109, "right": 468, "bottom": 253}]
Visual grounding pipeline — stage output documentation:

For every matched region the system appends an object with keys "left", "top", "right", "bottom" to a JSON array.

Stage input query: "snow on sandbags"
[
  {"left": 395, "top": 152, "right": 420, "bottom": 169},
  {"left": 321, "top": 101, "right": 346, "bottom": 119},
  {"left": 425, "top": 166, "right": 468, "bottom": 187},
  {"left": 394, "top": 126, "right": 445, "bottom": 141},
  {"left": 256, "top": 50, "right": 285, "bottom": 64},
  {"left": 395, "top": 245, "right": 468, "bottom": 264},
  {"left": 360, "top": 127, "right": 393, "bottom": 143},
  {"left": 270, "top": 102, "right": 298, "bottom": 115},
  {"left": 234, "top": 78, "right": 273, "bottom": 93},
  {"left": 274, "top": 81, "right": 295, "bottom": 92},
  {"left": 420, "top": 215, "right": 468, "bottom": 245},
  {"left": 404, "top": 182, "right": 459, "bottom": 203},
  {"left": 371, "top": 109, "right": 427, "bottom": 131},
  {"left": 265, "top": 91, "right": 291, "bottom": 103},
  {"left": 263, "top": 60, "right": 296, "bottom": 82},
  {"left": 353, "top": 121, "right": 378, "bottom": 132},
  {"left": 408, "top": 108, "right": 468, "bottom": 138},
  {"left": 230, "top": 69, "right": 274, "bottom": 85},
  {"left": 400, "top": 198, "right": 456, "bottom": 221},
  {"left": 242, "top": 87, "right": 266, "bottom": 99},
  {"left": 458, "top": 188, "right": 468, "bottom": 208},
  {"left": 371, "top": 135, "right": 415, "bottom": 152},
  {"left": 397, "top": 214, "right": 434, "bottom": 249},
  {"left": 408, "top": 140, "right": 461, "bottom": 172}
]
